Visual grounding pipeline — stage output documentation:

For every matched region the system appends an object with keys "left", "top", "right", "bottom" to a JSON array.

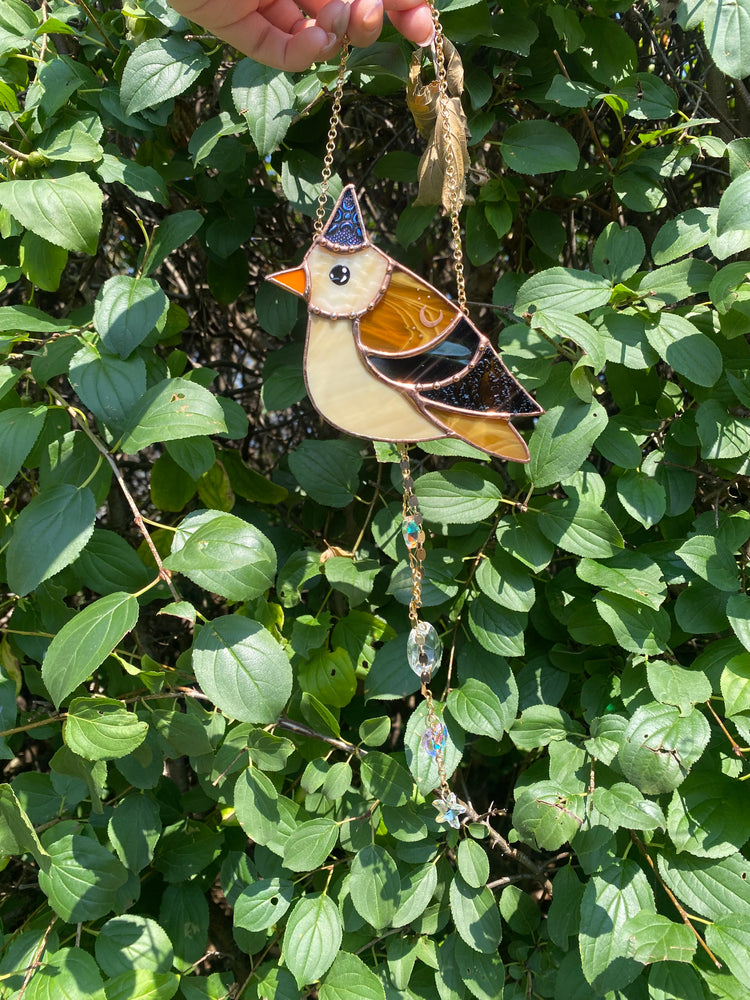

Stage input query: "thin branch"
[
  {"left": 631, "top": 832, "right": 722, "bottom": 969},
  {"left": 47, "top": 389, "right": 180, "bottom": 601}
]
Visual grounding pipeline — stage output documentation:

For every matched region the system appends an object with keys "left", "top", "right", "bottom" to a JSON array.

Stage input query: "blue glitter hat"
[{"left": 323, "top": 186, "right": 366, "bottom": 249}]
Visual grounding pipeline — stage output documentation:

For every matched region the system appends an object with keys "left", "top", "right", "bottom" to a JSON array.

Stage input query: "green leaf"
[
  {"left": 705, "top": 915, "right": 750, "bottom": 991},
  {"left": 618, "top": 703, "right": 710, "bottom": 794},
  {"left": 235, "top": 878, "right": 294, "bottom": 931},
  {"left": 594, "top": 782, "right": 666, "bottom": 832},
  {"left": 594, "top": 593, "right": 670, "bottom": 654},
  {"left": 668, "top": 771, "right": 750, "bottom": 859},
  {"left": 622, "top": 912, "right": 695, "bottom": 965},
  {"left": 512, "top": 778, "right": 585, "bottom": 850},
  {"left": 108, "top": 794, "right": 162, "bottom": 873},
  {"left": 0, "top": 174, "right": 103, "bottom": 254},
  {"left": 392, "top": 862, "right": 438, "bottom": 926},
  {"left": 283, "top": 893, "right": 342, "bottom": 987},
  {"left": 652, "top": 208, "right": 716, "bottom": 265},
  {"left": 577, "top": 552, "right": 666, "bottom": 610},
  {"left": 447, "top": 678, "right": 513, "bottom": 739},
  {"left": 416, "top": 466, "right": 503, "bottom": 523},
  {"left": 644, "top": 314, "right": 723, "bottom": 387},
  {"left": 19, "top": 231, "right": 67, "bottom": 291},
  {"left": 449, "top": 875, "right": 502, "bottom": 954},
  {"left": 531, "top": 310, "right": 607, "bottom": 372},
  {"left": 75, "top": 530, "right": 152, "bottom": 597},
  {"left": 283, "top": 818, "right": 338, "bottom": 872},
  {"left": 509, "top": 705, "right": 584, "bottom": 750},
  {"left": 676, "top": 535, "right": 738, "bottom": 592},
  {"left": 95, "top": 914, "right": 173, "bottom": 976},
  {"left": 41, "top": 592, "right": 138, "bottom": 707},
  {"left": 120, "top": 378, "right": 226, "bottom": 452},
  {"left": 579, "top": 860, "right": 654, "bottom": 993},
  {"left": 457, "top": 838, "right": 490, "bottom": 889},
  {"left": 69, "top": 342, "right": 147, "bottom": 431},
  {"left": 192, "top": 615, "right": 292, "bottom": 724},
  {"left": 648, "top": 659, "right": 712, "bottom": 713},
  {"left": 0, "top": 783, "right": 49, "bottom": 872},
  {"left": 515, "top": 267, "right": 611, "bottom": 315},
  {"left": 538, "top": 497, "right": 624, "bottom": 558},
  {"left": 94, "top": 275, "right": 168, "bottom": 359},
  {"left": 101, "top": 970, "right": 178, "bottom": 1000},
  {"left": 38, "top": 833, "right": 129, "bottom": 921},
  {"left": 528, "top": 399, "right": 607, "bottom": 488},
  {"left": 703, "top": 0, "right": 750, "bottom": 80},
  {"left": 475, "top": 549, "right": 535, "bottom": 613},
  {"left": 165, "top": 511, "right": 276, "bottom": 602},
  {"left": 6, "top": 483, "right": 96, "bottom": 596},
  {"left": 495, "top": 514, "right": 554, "bottom": 571},
  {"left": 616, "top": 470, "right": 666, "bottom": 529},
  {"left": 24, "top": 949, "right": 107, "bottom": 1000},
  {"left": 696, "top": 400, "right": 750, "bottom": 460},
  {"left": 121, "top": 37, "right": 209, "bottom": 114},
  {"left": 140, "top": 210, "right": 204, "bottom": 277},
  {"left": 501, "top": 120, "right": 579, "bottom": 174},
  {"left": 467, "top": 595, "right": 525, "bottom": 658},
  {"left": 727, "top": 593, "right": 750, "bottom": 652},
  {"left": 657, "top": 850, "right": 750, "bottom": 921},
  {"left": 360, "top": 751, "right": 414, "bottom": 807},
  {"left": 350, "top": 844, "right": 401, "bottom": 929},
  {"left": 0, "top": 405, "right": 46, "bottom": 488},
  {"left": 288, "top": 439, "right": 363, "bottom": 508},
  {"left": 319, "top": 951, "right": 385, "bottom": 1000},
  {"left": 592, "top": 223, "right": 645, "bottom": 282},
  {"left": 232, "top": 59, "right": 295, "bottom": 157},
  {"left": 96, "top": 152, "right": 169, "bottom": 206},
  {"left": 63, "top": 697, "right": 148, "bottom": 761}
]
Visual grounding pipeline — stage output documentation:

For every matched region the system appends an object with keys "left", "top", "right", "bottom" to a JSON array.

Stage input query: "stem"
[
  {"left": 630, "top": 832, "right": 722, "bottom": 969},
  {"left": 77, "top": 0, "right": 118, "bottom": 52},
  {"left": 0, "top": 139, "right": 29, "bottom": 162},
  {"left": 46, "top": 389, "right": 181, "bottom": 602}
]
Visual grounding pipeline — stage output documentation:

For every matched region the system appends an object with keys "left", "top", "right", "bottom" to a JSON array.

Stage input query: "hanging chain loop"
[
  {"left": 314, "top": 40, "right": 350, "bottom": 235},
  {"left": 428, "top": 3, "right": 468, "bottom": 313}
]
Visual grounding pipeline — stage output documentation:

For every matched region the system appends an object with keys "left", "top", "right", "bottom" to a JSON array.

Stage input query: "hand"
[{"left": 167, "top": 0, "right": 435, "bottom": 72}]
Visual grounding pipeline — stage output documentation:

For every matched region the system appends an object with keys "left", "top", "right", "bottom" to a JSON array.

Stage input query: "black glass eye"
[{"left": 329, "top": 264, "right": 350, "bottom": 285}]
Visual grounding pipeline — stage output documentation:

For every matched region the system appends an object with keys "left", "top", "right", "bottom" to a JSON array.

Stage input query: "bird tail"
[{"left": 423, "top": 405, "right": 531, "bottom": 462}]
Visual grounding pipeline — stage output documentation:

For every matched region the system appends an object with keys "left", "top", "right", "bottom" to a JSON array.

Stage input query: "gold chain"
[
  {"left": 400, "top": 444, "right": 457, "bottom": 810},
  {"left": 428, "top": 2, "right": 467, "bottom": 313},
  {"left": 314, "top": 40, "right": 350, "bottom": 235}
]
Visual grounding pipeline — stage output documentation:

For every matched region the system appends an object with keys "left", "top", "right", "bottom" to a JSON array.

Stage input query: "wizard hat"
[{"left": 322, "top": 185, "right": 367, "bottom": 249}]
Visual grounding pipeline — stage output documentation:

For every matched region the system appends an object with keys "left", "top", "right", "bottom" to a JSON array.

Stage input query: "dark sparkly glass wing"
[
  {"left": 420, "top": 345, "right": 542, "bottom": 416},
  {"left": 324, "top": 187, "right": 366, "bottom": 248}
]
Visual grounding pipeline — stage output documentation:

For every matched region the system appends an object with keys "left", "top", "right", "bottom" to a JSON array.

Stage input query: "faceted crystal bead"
[
  {"left": 421, "top": 722, "right": 447, "bottom": 758},
  {"left": 402, "top": 518, "right": 420, "bottom": 551},
  {"left": 407, "top": 621, "right": 443, "bottom": 678}
]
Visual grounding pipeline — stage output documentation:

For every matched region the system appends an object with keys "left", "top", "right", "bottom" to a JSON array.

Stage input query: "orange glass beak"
[{"left": 266, "top": 266, "right": 307, "bottom": 299}]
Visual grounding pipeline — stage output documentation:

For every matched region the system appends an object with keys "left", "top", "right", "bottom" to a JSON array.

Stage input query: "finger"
[
  {"left": 384, "top": 0, "right": 433, "bottom": 45},
  {"left": 345, "top": 0, "right": 385, "bottom": 48}
]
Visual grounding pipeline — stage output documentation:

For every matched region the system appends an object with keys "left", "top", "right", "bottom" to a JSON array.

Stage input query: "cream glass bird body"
[{"left": 267, "top": 185, "right": 542, "bottom": 460}]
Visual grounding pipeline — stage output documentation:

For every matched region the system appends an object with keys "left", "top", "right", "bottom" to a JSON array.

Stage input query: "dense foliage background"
[{"left": 2, "top": 0, "right": 750, "bottom": 997}]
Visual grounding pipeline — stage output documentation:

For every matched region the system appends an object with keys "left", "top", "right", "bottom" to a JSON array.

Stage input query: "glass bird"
[{"left": 267, "top": 185, "right": 542, "bottom": 460}]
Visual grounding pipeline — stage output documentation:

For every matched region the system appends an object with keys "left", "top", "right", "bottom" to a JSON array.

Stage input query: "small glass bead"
[
  {"left": 407, "top": 621, "right": 443, "bottom": 678},
  {"left": 421, "top": 723, "right": 447, "bottom": 758},
  {"left": 402, "top": 518, "right": 420, "bottom": 551}
]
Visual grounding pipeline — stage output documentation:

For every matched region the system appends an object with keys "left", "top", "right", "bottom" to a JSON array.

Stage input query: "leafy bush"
[{"left": 1, "top": 1, "right": 750, "bottom": 998}]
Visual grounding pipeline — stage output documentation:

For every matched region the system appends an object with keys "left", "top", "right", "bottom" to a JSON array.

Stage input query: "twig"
[
  {"left": 0, "top": 139, "right": 29, "bottom": 162},
  {"left": 47, "top": 389, "right": 180, "bottom": 601},
  {"left": 706, "top": 700, "right": 745, "bottom": 758},
  {"left": 77, "top": 0, "right": 118, "bottom": 52},
  {"left": 17, "top": 916, "right": 56, "bottom": 998},
  {"left": 274, "top": 716, "right": 367, "bottom": 757},
  {"left": 630, "top": 832, "right": 722, "bottom": 969}
]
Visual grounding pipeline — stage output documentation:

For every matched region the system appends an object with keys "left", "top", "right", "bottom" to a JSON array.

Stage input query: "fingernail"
[{"left": 325, "top": 31, "right": 338, "bottom": 47}]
